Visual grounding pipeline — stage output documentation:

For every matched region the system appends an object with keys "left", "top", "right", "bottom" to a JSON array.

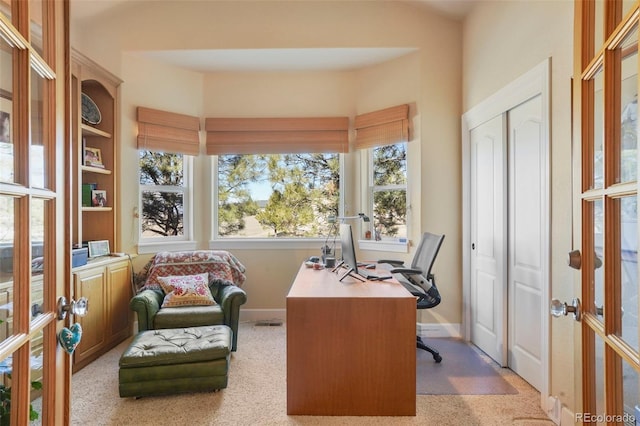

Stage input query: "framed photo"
[
  {"left": 88, "top": 240, "right": 110, "bottom": 258},
  {"left": 91, "top": 189, "right": 107, "bottom": 207},
  {"left": 84, "top": 147, "right": 104, "bottom": 168}
]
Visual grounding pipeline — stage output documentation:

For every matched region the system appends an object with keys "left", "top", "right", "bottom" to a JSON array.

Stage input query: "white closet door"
[
  {"left": 507, "top": 94, "right": 544, "bottom": 390},
  {"left": 470, "top": 114, "right": 508, "bottom": 366}
]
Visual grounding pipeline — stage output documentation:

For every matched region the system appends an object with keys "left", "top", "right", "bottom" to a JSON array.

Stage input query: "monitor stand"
[
  {"left": 339, "top": 267, "right": 365, "bottom": 282},
  {"left": 331, "top": 260, "right": 345, "bottom": 273}
]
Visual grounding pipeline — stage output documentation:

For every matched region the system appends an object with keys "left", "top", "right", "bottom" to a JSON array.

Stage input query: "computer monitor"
[
  {"left": 338, "top": 223, "right": 364, "bottom": 282},
  {"left": 338, "top": 223, "right": 392, "bottom": 282}
]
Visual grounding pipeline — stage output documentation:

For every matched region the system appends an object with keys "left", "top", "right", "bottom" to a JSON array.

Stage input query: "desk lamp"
[{"left": 322, "top": 213, "right": 370, "bottom": 264}]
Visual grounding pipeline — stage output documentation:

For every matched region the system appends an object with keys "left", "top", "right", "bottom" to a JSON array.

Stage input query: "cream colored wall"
[
  {"left": 463, "top": 0, "right": 575, "bottom": 412},
  {"left": 71, "top": 2, "right": 462, "bottom": 318}
]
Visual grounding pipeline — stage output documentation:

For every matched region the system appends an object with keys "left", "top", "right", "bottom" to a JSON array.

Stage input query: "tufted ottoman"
[{"left": 118, "top": 325, "right": 232, "bottom": 398}]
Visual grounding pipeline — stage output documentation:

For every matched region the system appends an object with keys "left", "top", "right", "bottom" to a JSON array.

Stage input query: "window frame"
[
  {"left": 137, "top": 151, "right": 195, "bottom": 253},
  {"left": 366, "top": 141, "right": 409, "bottom": 242}
]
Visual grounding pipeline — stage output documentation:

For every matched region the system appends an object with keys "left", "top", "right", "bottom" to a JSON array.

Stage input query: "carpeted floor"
[{"left": 70, "top": 322, "right": 554, "bottom": 425}]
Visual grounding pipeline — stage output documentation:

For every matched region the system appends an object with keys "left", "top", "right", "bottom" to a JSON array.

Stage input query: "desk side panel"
[{"left": 287, "top": 296, "right": 416, "bottom": 416}]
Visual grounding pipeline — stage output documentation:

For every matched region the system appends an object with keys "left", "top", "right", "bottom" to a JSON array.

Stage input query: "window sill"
[
  {"left": 137, "top": 240, "right": 198, "bottom": 254},
  {"left": 358, "top": 239, "right": 409, "bottom": 253},
  {"left": 209, "top": 238, "right": 325, "bottom": 250}
]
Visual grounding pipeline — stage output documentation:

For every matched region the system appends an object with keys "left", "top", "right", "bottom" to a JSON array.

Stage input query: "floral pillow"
[{"left": 158, "top": 273, "right": 216, "bottom": 308}]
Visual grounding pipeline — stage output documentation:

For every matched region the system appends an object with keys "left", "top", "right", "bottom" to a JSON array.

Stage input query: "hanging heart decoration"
[{"left": 58, "top": 323, "right": 83, "bottom": 354}]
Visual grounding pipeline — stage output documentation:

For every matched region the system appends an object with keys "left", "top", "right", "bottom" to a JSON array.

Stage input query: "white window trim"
[
  {"left": 138, "top": 154, "right": 194, "bottom": 247},
  {"left": 363, "top": 143, "right": 409, "bottom": 242}
]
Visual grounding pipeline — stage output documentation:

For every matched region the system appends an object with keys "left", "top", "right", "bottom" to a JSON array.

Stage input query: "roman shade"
[
  {"left": 354, "top": 104, "right": 410, "bottom": 150},
  {"left": 205, "top": 117, "right": 349, "bottom": 155},
  {"left": 137, "top": 107, "right": 200, "bottom": 155}
]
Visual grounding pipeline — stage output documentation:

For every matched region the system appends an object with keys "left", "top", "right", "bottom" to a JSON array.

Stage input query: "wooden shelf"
[
  {"left": 81, "top": 165, "right": 112, "bottom": 175},
  {"left": 81, "top": 123, "right": 111, "bottom": 139},
  {"left": 81, "top": 206, "right": 113, "bottom": 212}
]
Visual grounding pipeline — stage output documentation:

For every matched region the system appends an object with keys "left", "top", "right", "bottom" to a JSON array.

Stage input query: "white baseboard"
[
  {"left": 240, "top": 311, "right": 460, "bottom": 338},
  {"left": 417, "top": 322, "right": 461, "bottom": 338},
  {"left": 560, "top": 406, "right": 575, "bottom": 425},
  {"left": 240, "top": 309, "right": 286, "bottom": 323}
]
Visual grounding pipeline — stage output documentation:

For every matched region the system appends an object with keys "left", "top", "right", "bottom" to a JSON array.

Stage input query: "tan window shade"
[
  {"left": 205, "top": 117, "right": 349, "bottom": 155},
  {"left": 137, "top": 107, "right": 200, "bottom": 155},
  {"left": 354, "top": 104, "right": 410, "bottom": 150}
]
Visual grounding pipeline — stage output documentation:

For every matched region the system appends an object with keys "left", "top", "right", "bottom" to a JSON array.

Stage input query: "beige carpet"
[{"left": 71, "top": 322, "right": 554, "bottom": 425}]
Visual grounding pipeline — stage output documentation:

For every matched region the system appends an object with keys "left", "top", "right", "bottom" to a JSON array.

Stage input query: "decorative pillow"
[{"left": 158, "top": 273, "right": 216, "bottom": 308}]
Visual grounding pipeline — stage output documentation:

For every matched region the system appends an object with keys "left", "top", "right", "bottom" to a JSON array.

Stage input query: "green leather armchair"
[{"left": 130, "top": 250, "right": 247, "bottom": 351}]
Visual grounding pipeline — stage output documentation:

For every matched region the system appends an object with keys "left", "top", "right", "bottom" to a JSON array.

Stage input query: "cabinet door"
[
  {"left": 73, "top": 267, "right": 107, "bottom": 370},
  {"left": 107, "top": 260, "right": 131, "bottom": 343}
]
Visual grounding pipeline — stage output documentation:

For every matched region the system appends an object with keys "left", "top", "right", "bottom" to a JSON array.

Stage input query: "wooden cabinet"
[
  {"left": 70, "top": 51, "right": 130, "bottom": 372},
  {"left": 72, "top": 258, "right": 132, "bottom": 372},
  {"left": 71, "top": 50, "right": 122, "bottom": 251}
]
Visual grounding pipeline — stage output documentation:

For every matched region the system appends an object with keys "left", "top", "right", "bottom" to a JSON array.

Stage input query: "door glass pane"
[
  {"left": 619, "top": 26, "right": 638, "bottom": 184},
  {"left": 31, "top": 69, "right": 45, "bottom": 189},
  {"left": 31, "top": 198, "right": 44, "bottom": 320},
  {"left": 0, "top": 196, "right": 13, "bottom": 346},
  {"left": 623, "top": 358, "right": 639, "bottom": 425},
  {"left": 29, "top": 329, "right": 44, "bottom": 424},
  {"left": 594, "top": 66, "right": 605, "bottom": 189},
  {"left": 620, "top": 196, "right": 638, "bottom": 349},
  {"left": 593, "top": 198, "right": 605, "bottom": 319},
  {"left": 0, "top": 1, "right": 10, "bottom": 22},
  {"left": 0, "top": 37, "right": 14, "bottom": 184},
  {"left": 595, "top": 333, "right": 605, "bottom": 424},
  {"left": 595, "top": 0, "right": 604, "bottom": 54},
  {"left": 29, "top": 0, "right": 43, "bottom": 58}
]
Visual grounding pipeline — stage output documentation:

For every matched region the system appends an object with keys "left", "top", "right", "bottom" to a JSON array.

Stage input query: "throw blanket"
[{"left": 136, "top": 250, "right": 246, "bottom": 293}]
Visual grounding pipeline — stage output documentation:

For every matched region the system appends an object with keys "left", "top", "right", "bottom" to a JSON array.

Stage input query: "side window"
[
  {"left": 139, "top": 151, "right": 191, "bottom": 242},
  {"left": 370, "top": 142, "right": 407, "bottom": 240},
  {"left": 215, "top": 153, "right": 340, "bottom": 238}
]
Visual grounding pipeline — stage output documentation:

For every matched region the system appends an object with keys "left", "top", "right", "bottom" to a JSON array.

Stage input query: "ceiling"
[{"left": 70, "top": 0, "right": 477, "bottom": 73}]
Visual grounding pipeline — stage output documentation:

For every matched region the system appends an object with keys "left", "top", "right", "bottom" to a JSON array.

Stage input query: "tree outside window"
[
  {"left": 139, "top": 151, "right": 188, "bottom": 238},
  {"left": 216, "top": 153, "right": 339, "bottom": 238},
  {"left": 371, "top": 142, "right": 407, "bottom": 239}
]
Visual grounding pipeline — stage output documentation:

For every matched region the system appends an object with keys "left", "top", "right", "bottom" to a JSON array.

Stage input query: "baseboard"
[
  {"left": 560, "top": 406, "right": 575, "bottom": 425},
  {"left": 240, "top": 311, "right": 460, "bottom": 337},
  {"left": 240, "top": 309, "right": 286, "bottom": 324},
  {"left": 417, "top": 322, "right": 461, "bottom": 338}
]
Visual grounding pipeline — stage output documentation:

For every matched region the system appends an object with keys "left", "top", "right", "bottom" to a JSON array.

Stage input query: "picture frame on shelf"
[
  {"left": 84, "top": 146, "right": 104, "bottom": 168},
  {"left": 91, "top": 189, "right": 107, "bottom": 207}
]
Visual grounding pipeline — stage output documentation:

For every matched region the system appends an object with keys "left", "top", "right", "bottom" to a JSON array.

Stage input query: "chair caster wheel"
[{"left": 434, "top": 354, "right": 442, "bottom": 363}]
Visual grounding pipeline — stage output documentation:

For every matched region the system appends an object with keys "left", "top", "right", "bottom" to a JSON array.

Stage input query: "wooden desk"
[{"left": 286, "top": 264, "right": 416, "bottom": 416}]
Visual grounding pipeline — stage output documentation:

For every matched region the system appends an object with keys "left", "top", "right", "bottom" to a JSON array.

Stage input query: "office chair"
[{"left": 379, "top": 232, "right": 445, "bottom": 363}]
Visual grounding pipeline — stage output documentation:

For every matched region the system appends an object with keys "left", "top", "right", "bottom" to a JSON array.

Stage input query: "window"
[
  {"left": 370, "top": 142, "right": 407, "bottom": 240},
  {"left": 215, "top": 153, "right": 340, "bottom": 238},
  {"left": 139, "top": 151, "right": 192, "bottom": 242}
]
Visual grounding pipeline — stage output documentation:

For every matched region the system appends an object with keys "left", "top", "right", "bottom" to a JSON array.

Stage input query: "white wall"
[
  {"left": 462, "top": 0, "right": 575, "bottom": 413},
  {"left": 71, "top": 0, "right": 463, "bottom": 321}
]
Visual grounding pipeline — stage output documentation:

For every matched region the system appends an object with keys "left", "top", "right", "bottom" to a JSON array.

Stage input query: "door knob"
[
  {"left": 550, "top": 298, "right": 581, "bottom": 321},
  {"left": 57, "top": 296, "right": 89, "bottom": 320},
  {"left": 567, "top": 250, "right": 581, "bottom": 269}
]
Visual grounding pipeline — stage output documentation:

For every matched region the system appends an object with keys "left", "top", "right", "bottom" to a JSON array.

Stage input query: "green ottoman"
[{"left": 119, "top": 325, "right": 232, "bottom": 398}]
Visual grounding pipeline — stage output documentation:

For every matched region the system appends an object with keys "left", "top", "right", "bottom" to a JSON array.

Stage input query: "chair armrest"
[
  {"left": 217, "top": 285, "right": 247, "bottom": 351},
  {"left": 389, "top": 267, "right": 422, "bottom": 275},
  {"left": 129, "top": 289, "right": 164, "bottom": 332},
  {"left": 378, "top": 259, "right": 405, "bottom": 266}
]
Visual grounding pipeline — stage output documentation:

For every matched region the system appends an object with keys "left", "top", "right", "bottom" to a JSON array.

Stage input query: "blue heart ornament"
[{"left": 59, "top": 323, "right": 83, "bottom": 354}]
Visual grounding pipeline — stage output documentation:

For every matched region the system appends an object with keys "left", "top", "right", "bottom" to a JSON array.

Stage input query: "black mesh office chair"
[{"left": 379, "top": 232, "right": 445, "bottom": 363}]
